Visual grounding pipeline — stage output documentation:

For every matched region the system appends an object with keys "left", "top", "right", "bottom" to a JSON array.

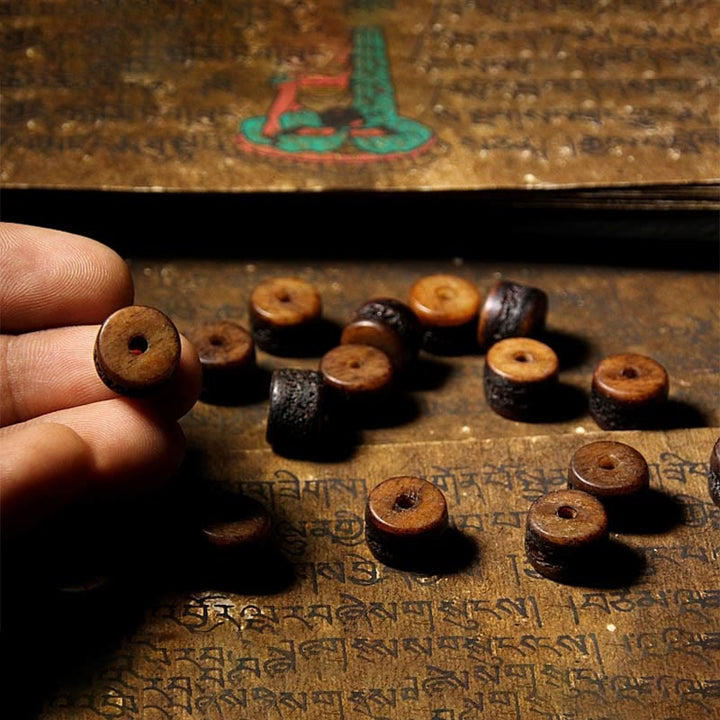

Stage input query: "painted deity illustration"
[{"left": 236, "top": 26, "right": 435, "bottom": 164}]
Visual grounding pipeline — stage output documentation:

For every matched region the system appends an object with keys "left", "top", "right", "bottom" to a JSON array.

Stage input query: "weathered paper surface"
[
  {"left": 29, "top": 429, "right": 720, "bottom": 720},
  {"left": 2, "top": 0, "right": 718, "bottom": 193}
]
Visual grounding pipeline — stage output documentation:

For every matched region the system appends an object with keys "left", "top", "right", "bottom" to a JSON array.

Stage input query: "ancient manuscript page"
[{"left": 1, "top": 0, "right": 718, "bottom": 198}]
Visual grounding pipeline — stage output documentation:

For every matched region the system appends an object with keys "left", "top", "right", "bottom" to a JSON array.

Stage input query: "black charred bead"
[
  {"left": 266, "top": 368, "right": 330, "bottom": 457},
  {"left": 341, "top": 298, "right": 421, "bottom": 372},
  {"left": 477, "top": 279, "right": 548, "bottom": 353}
]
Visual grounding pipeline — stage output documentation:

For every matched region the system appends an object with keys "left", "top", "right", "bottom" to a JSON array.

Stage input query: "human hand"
[{"left": 0, "top": 222, "right": 202, "bottom": 536}]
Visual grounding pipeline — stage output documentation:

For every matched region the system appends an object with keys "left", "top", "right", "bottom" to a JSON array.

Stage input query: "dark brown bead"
[
  {"left": 194, "top": 494, "right": 288, "bottom": 591},
  {"left": 483, "top": 337, "right": 559, "bottom": 421},
  {"left": 525, "top": 488, "right": 609, "bottom": 583},
  {"left": 201, "top": 495, "right": 272, "bottom": 553},
  {"left": 409, "top": 274, "right": 481, "bottom": 355},
  {"left": 187, "top": 320, "right": 257, "bottom": 401},
  {"left": 569, "top": 440, "right": 649, "bottom": 497},
  {"left": 477, "top": 279, "right": 548, "bottom": 352},
  {"left": 365, "top": 476, "right": 448, "bottom": 570},
  {"left": 709, "top": 437, "right": 720, "bottom": 507},
  {"left": 568, "top": 441, "right": 649, "bottom": 527},
  {"left": 341, "top": 298, "right": 421, "bottom": 372},
  {"left": 249, "top": 277, "right": 322, "bottom": 356},
  {"left": 190, "top": 320, "right": 255, "bottom": 373},
  {"left": 266, "top": 368, "right": 329, "bottom": 457},
  {"left": 94, "top": 305, "right": 181, "bottom": 396},
  {"left": 320, "top": 343, "right": 394, "bottom": 417},
  {"left": 590, "top": 353, "right": 669, "bottom": 430}
]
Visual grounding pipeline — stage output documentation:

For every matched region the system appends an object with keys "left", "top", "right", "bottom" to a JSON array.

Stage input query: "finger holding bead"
[
  {"left": 0, "top": 323, "right": 200, "bottom": 426},
  {"left": 92, "top": 304, "right": 202, "bottom": 417},
  {"left": 0, "top": 222, "right": 134, "bottom": 333}
]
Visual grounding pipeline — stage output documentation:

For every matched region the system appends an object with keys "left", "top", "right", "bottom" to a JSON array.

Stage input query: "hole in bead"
[
  {"left": 513, "top": 352, "right": 533, "bottom": 363},
  {"left": 275, "top": 289, "right": 291, "bottom": 302},
  {"left": 598, "top": 455, "right": 617, "bottom": 470},
  {"left": 128, "top": 336, "right": 148, "bottom": 355},
  {"left": 349, "top": 360, "right": 361, "bottom": 369},
  {"left": 393, "top": 492, "right": 418, "bottom": 511},
  {"left": 436, "top": 285, "right": 456, "bottom": 301},
  {"left": 209, "top": 335, "right": 224, "bottom": 347},
  {"left": 557, "top": 505, "right": 578, "bottom": 519},
  {"left": 621, "top": 366, "right": 639, "bottom": 379}
]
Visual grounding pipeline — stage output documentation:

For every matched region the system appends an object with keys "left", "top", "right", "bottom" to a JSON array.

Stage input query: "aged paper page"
[
  {"left": 1, "top": 0, "right": 718, "bottom": 194},
  {"left": 7, "top": 430, "right": 719, "bottom": 720}
]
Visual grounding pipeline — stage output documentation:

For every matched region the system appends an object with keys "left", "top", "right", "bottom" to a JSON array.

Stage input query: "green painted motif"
[{"left": 237, "top": 26, "right": 433, "bottom": 158}]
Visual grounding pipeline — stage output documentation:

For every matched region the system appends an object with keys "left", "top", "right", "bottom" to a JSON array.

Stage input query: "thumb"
[{"left": 0, "top": 423, "right": 92, "bottom": 535}]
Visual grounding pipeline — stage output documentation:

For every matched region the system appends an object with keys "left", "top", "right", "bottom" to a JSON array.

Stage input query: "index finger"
[{"left": 0, "top": 222, "right": 134, "bottom": 333}]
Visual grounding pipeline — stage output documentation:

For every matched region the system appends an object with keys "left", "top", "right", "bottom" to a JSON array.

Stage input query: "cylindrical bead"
[
  {"left": 187, "top": 320, "right": 257, "bottom": 401},
  {"left": 194, "top": 494, "right": 283, "bottom": 591},
  {"left": 408, "top": 274, "right": 481, "bottom": 355},
  {"left": 477, "top": 279, "right": 548, "bottom": 352},
  {"left": 249, "top": 277, "right": 322, "bottom": 356},
  {"left": 320, "top": 344, "right": 394, "bottom": 419},
  {"left": 365, "top": 476, "right": 449, "bottom": 571},
  {"left": 525, "top": 489, "right": 609, "bottom": 583},
  {"left": 266, "top": 368, "right": 329, "bottom": 456},
  {"left": 94, "top": 305, "right": 181, "bottom": 395},
  {"left": 568, "top": 440, "right": 649, "bottom": 526},
  {"left": 341, "top": 298, "right": 421, "bottom": 372},
  {"left": 200, "top": 495, "right": 272, "bottom": 554},
  {"left": 483, "top": 337, "right": 559, "bottom": 421},
  {"left": 569, "top": 440, "right": 649, "bottom": 498},
  {"left": 590, "top": 353, "right": 669, "bottom": 430}
]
